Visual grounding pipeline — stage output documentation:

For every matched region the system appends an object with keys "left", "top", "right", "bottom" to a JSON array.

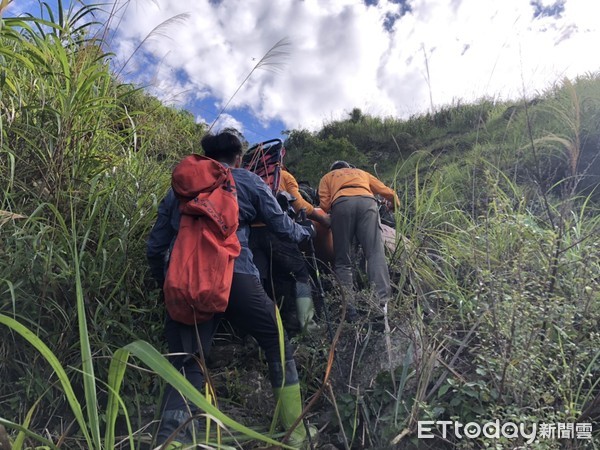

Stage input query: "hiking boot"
[{"left": 156, "top": 409, "right": 193, "bottom": 447}]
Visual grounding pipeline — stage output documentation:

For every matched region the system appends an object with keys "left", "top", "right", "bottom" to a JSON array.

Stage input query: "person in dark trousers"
[
  {"left": 318, "top": 160, "right": 399, "bottom": 321},
  {"left": 250, "top": 168, "right": 330, "bottom": 333},
  {"left": 147, "top": 130, "right": 316, "bottom": 448}
]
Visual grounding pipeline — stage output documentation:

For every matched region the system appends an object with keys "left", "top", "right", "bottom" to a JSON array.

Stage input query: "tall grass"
[
  {"left": 276, "top": 73, "right": 600, "bottom": 447},
  {"left": 1, "top": 1, "right": 599, "bottom": 448},
  {"left": 320, "top": 121, "right": 599, "bottom": 447},
  {"left": 0, "top": 2, "right": 291, "bottom": 448}
]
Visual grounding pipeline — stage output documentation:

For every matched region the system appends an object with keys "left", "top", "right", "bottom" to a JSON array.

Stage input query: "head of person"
[
  {"left": 329, "top": 160, "right": 352, "bottom": 171},
  {"left": 201, "top": 129, "right": 244, "bottom": 166}
]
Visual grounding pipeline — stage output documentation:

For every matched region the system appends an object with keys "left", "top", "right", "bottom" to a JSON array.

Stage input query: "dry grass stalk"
[{"left": 0, "top": 210, "right": 26, "bottom": 227}]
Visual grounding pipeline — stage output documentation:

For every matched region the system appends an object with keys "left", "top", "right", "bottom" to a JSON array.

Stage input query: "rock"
[
  {"left": 318, "top": 444, "right": 342, "bottom": 450},
  {"left": 0, "top": 425, "right": 10, "bottom": 450}
]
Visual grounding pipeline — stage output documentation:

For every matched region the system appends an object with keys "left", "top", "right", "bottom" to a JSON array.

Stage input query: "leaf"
[
  {"left": 0, "top": 314, "right": 92, "bottom": 445},
  {"left": 104, "top": 348, "right": 130, "bottom": 449},
  {"left": 72, "top": 228, "right": 101, "bottom": 448},
  {"left": 438, "top": 384, "right": 450, "bottom": 398},
  {"left": 0, "top": 418, "right": 56, "bottom": 450},
  {"left": 12, "top": 397, "right": 41, "bottom": 450},
  {"left": 124, "top": 340, "right": 292, "bottom": 449}
]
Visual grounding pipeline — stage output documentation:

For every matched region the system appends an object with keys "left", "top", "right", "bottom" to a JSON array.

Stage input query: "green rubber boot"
[
  {"left": 295, "top": 280, "right": 319, "bottom": 333},
  {"left": 296, "top": 297, "right": 319, "bottom": 333},
  {"left": 273, "top": 383, "right": 317, "bottom": 449}
]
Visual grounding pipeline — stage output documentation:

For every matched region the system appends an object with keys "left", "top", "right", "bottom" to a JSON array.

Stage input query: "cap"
[{"left": 329, "top": 160, "right": 351, "bottom": 171}]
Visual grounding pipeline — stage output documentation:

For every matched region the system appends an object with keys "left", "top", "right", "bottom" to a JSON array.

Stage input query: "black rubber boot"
[{"left": 156, "top": 409, "right": 193, "bottom": 448}]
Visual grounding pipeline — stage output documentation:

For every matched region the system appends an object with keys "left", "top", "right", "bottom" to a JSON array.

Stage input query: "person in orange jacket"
[
  {"left": 318, "top": 161, "right": 399, "bottom": 321},
  {"left": 280, "top": 169, "right": 331, "bottom": 227}
]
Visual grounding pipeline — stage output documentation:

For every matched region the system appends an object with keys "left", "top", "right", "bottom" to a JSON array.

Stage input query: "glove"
[{"left": 299, "top": 219, "right": 316, "bottom": 240}]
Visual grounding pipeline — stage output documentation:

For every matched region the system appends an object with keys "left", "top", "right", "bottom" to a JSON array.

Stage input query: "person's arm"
[
  {"left": 308, "top": 208, "right": 331, "bottom": 227},
  {"left": 146, "top": 190, "right": 178, "bottom": 285},
  {"left": 283, "top": 172, "right": 330, "bottom": 226},
  {"left": 283, "top": 172, "right": 315, "bottom": 215},
  {"left": 318, "top": 175, "right": 333, "bottom": 213},
  {"left": 253, "top": 174, "right": 312, "bottom": 243},
  {"left": 368, "top": 173, "right": 399, "bottom": 207}
]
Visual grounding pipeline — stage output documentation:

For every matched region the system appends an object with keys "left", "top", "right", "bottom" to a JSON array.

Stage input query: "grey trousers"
[{"left": 330, "top": 196, "right": 391, "bottom": 304}]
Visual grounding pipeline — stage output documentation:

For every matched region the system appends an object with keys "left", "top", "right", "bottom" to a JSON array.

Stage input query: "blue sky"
[{"left": 8, "top": 0, "right": 600, "bottom": 145}]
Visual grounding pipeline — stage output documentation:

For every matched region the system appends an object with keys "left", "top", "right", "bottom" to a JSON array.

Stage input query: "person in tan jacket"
[
  {"left": 318, "top": 161, "right": 399, "bottom": 321},
  {"left": 280, "top": 169, "right": 331, "bottom": 227}
]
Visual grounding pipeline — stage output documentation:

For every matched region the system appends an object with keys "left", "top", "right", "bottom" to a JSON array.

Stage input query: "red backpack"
[{"left": 163, "top": 155, "right": 241, "bottom": 325}]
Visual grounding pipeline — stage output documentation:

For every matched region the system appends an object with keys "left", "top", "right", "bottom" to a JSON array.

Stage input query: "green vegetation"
[
  {"left": 0, "top": 1, "right": 599, "bottom": 449},
  {"left": 281, "top": 76, "right": 600, "bottom": 448},
  {"left": 283, "top": 80, "right": 600, "bottom": 448},
  {"left": 0, "top": 4, "right": 282, "bottom": 449}
]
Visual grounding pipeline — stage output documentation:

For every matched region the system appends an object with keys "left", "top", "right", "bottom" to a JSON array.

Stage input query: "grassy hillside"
[
  {"left": 286, "top": 78, "right": 600, "bottom": 200},
  {"left": 0, "top": 2, "right": 598, "bottom": 449},
  {"left": 282, "top": 76, "right": 600, "bottom": 448}
]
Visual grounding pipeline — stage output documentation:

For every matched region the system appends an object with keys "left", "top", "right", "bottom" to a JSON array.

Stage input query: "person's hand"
[
  {"left": 308, "top": 208, "right": 331, "bottom": 228},
  {"left": 299, "top": 219, "right": 316, "bottom": 240},
  {"left": 383, "top": 199, "right": 394, "bottom": 212},
  {"left": 320, "top": 213, "right": 332, "bottom": 228}
]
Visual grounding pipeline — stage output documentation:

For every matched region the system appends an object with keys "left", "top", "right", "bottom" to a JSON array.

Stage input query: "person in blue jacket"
[{"left": 147, "top": 129, "right": 316, "bottom": 448}]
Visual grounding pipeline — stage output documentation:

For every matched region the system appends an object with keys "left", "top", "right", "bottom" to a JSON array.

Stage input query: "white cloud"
[
  {"left": 6, "top": 0, "right": 37, "bottom": 16},
  {"left": 107, "top": 0, "right": 600, "bottom": 131},
  {"left": 197, "top": 112, "right": 245, "bottom": 135}
]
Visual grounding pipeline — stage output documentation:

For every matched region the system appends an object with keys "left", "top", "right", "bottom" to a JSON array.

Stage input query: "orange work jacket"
[
  {"left": 318, "top": 168, "right": 399, "bottom": 213},
  {"left": 279, "top": 169, "right": 316, "bottom": 216}
]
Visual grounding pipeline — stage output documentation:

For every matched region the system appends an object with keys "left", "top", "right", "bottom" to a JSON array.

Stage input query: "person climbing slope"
[
  {"left": 147, "top": 129, "right": 316, "bottom": 448},
  {"left": 250, "top": 166, "right": 330, "bottom": 333},
  {"left": 318, "top": 160, "right": 399, "bottom": 322}
]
